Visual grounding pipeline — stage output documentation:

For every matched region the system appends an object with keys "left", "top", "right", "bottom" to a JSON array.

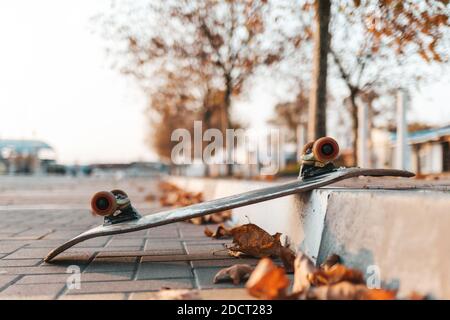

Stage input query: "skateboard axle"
[{"left": 299, "top": 137, "right": 339, "bottom": 179}]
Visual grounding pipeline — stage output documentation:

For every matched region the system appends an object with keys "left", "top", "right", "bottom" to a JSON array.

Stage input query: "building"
[
  {"left": 0, "top": 139, "right": 56, "bottom": 175},
  {"left": 370, "top": 125, "right": 450, "bottom": 175},
  {"left": 399, "top": 125, "right": 450, "bottom": 175}
]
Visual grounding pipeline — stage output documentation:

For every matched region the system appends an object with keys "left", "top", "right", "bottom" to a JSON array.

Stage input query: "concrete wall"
[{"left": 167, "top": 176, "right": 450, "bottom": 298}]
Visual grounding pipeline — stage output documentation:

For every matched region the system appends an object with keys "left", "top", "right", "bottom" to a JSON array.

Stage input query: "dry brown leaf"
[
  {"left": 279, "top": 246, "right": 296, "bottom": 273},
  {"left": 407, "top": 291, "right": 428, "bottom": 300},
  {"left": 308, "top": 263, "right": 365, "bottom": 286},
  {"left": 320, "top": 254, "right": 340, "bottom": 270},
  {"left": 227, "top": 249, "right": 244, "bottom": 258},
  {"left": 204, "top": 224, "right": 232, "bottom": 239},
  {"left": 229, "top": 224, "right": 283, "bottom": 258},
  {"left": 204, "top": 227, "right": 214, "bottom": 237},
  {"left": 246, "top": 258, "right": 290, "bottom": 300},
  {"left": 213, "top": 264, "right": 254, "bottom": 285},
  {"left": 359, "top": 288, "right": 397, "bottom": 300},
  {"left": 292, "top": 252, "right": 317, "bottom": 294},
  {"left": 189, "top": 216, "right": 204, "bottom": 225},
  {"left": 209, "top": 210, "right": 232, "bottom": 223},
  {"left": 158, "top": 182, "right": 232, "bottom": 224},
  {"left": 306, "top": 281, "right": 368, "bottom": 300}
]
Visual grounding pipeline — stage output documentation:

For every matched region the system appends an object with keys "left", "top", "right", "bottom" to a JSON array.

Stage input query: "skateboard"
[{"left": 44, "top": 137, "right": 414, "bottom": 262}]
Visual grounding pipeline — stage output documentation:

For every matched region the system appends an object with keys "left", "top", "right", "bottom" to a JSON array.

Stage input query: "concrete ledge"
[{"left": 167, "top": 176, "right": 450, "bottom": 298}]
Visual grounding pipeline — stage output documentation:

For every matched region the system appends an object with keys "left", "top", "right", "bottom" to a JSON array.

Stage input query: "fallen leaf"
[
  {"left": 320, "top": 254, "right": 340, "bottom": 270},
  {"left": 359, "top": 288, "right": 397, "bottom": 300},
  {"left": 406, "top": 291, "right": 428, "bottom": 300},
  {"left": 246, "top": 258, "right": 290, "bottom": 299},
  {"left": 204, "top": 224, "right": 232, "bottom": 239},
  {"left": 292, "top": 252, "right": 317, "bottom": 294},
  {"left": 144, "top": 193, "right": 156, "bottom": 202},
  {"left": 213, "top": 264, "right": 254, "bottom": 285},
  {"left": 308, "top": 263, "right": 364, "bottom": 286},
  {"left": 306, "top": 281, "right": 368, "bottom": 300},
  {"left": 228, "top": 224, "right": 283, "bottom": 258},
  {"left": 204, "top": 227, "right": 214, "bottom": 237},
  {"left": 279, "top": 246, "right": 296, "bottom": 273},
  {"left": 158, "top": 182, "right": 232, "bottom": 224}
]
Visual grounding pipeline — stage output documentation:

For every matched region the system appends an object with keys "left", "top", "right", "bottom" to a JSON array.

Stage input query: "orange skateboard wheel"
[
  {"left": 91, "top": 191, "right": 117, "bottom": 216},
  {"left": 312, "top": 137, "right": 339, "bottom": 162}
]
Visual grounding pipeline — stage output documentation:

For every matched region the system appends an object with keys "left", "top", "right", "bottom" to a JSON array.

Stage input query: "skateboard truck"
[
  {"left": 299, "top": 136, "right": 340, "bottom": 179},
  {"left": 91, "top": 189, "right": 141, "bottom": 225}
]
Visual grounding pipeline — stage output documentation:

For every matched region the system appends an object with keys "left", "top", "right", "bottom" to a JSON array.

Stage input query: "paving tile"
[
  {"left": 14, "top": 228, "right": 53, "bottom": 239},
  {"left": 0, "top": 275, "right": 19, "bottom": 290},
  {"left": 199, "top": 288, "right": 256, "bottom": 300},
  {"left": 0, "top": 259, "right": 41, "bottom": 267},
  {"left": 145, "top": 227, "right": 179, "bottom": 239},
  {"left": 43, "top": 230, "right": 88, "bottom": 240},
  {"left": 17, "top": 271, "right": 133, "bottom": 284},
  {"left": 65, "top": 279, "right": 193, "bottom": 295},
  {"left": 3, "top": 247, "right": 54, "bottom": 259},
  {"left": 0, "top": 294, "right": 55, "bottom": 300},
  {"left": 184, "top": 243, "right": 228, "bottom": 256},
  {"left": 190, "top": 258, "right": 258, "bottom": 268},
  {"left": 107, "top": 238, "right": 144, "bottom": 248},
  {"left": 0, "top": 283, "right": 65, "bottom": 299},
  {"left": 136, "top": 262, "right": 192, "bottom": 280},
  {"left": 59, "top": 293, "right": 126, "bottom": 300},
  {"left": 28, "top": 237, "right": 110, "bottom": 248},
  {"left": 144, "top": 240, "right": 184, "bottom": 255},
  {"left": 83, "top": 257, "right": 138, "bottom": 273},
  {"left": 178, "top": 224, "right": 208, "bottom": 239},
  {"left": 0, "top": 241, "right": 31, "bottom": 254},
  {"left": 0, "top": 265, "right": 70, "bottom": 275},
  {"left": 42, "top": 252, "right": 94, "bottom": 265},
  {"left": 111, "top": 230, "right": 149, "bottom": 239},
  {"left": 128, "top": 290, "right": 199, "bottom": 300}
]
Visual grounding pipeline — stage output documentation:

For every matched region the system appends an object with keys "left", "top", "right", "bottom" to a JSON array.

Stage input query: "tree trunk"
[
  {"left": 307, "top": 0, "right": 331, "bottom": 141},
  {"left": 349, "top": 91, "right": 358, "bottom": 166},
  {"left": 223, "top": 74, "right": 233, "bottom": 177}
]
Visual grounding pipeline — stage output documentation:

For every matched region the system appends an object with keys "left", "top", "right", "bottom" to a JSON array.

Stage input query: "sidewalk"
[{"left": 0, "top": 176, "right": 262, "bottom": 300}]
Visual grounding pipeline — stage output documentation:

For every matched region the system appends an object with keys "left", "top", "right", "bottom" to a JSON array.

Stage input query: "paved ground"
[{"left": 0, "top": 175, "right": 263, "bottom": 299}]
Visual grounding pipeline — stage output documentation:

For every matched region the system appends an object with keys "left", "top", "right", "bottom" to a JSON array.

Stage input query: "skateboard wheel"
[
  {"left": 111, "top": 189, "right": 128, "bottom": 198},
  {"left": 91, "top": 191, "right": 117, "bottom": 216},
  {"left": 312, "top": 137, "right": 339, "bottom": 162},
  {"left": 302, "top": 141, "right": 315, "bottom": 155}
]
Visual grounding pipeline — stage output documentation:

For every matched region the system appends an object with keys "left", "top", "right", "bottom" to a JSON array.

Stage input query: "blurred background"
[{"left": 0, "top": 0, "right": 449, "bottom": 179}]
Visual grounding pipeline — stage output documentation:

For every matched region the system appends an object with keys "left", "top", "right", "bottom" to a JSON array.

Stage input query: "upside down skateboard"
[{"left": 45, "top": 137, "right": 414, "bottom": 262}]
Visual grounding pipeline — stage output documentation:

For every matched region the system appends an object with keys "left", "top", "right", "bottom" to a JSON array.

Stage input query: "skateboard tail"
[{"left": 44, "top": 168, "right": 414, "bottom": 262}]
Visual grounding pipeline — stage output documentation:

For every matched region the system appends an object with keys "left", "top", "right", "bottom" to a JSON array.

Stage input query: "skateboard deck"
[{"left": 44, "top": 168, "right": 414, "bottom": 262}]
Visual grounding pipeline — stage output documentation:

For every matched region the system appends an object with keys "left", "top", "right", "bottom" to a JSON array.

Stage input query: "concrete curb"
[{"left": 167, "top": 176, "right": 450, "bottom": 298}]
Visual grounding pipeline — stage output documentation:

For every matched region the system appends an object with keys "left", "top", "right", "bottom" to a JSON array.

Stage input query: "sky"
[{"left": 0, "top": 0, "right": 449, "bottom": 165}]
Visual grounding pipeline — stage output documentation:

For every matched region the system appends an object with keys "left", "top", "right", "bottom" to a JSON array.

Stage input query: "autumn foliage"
[{"left": 158, "top": 181, "right": 232, "bottom": 224}]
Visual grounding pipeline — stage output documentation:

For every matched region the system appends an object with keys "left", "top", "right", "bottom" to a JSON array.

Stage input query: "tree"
[
  {"left": 326, "top": 0, "right": 449, "bottom": 164},
  {"left": 308, "top": 0, "right": 331, "bottom": 141},
  {"left": 98, "top": 0, "right": 300, "bottom": 174}
]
